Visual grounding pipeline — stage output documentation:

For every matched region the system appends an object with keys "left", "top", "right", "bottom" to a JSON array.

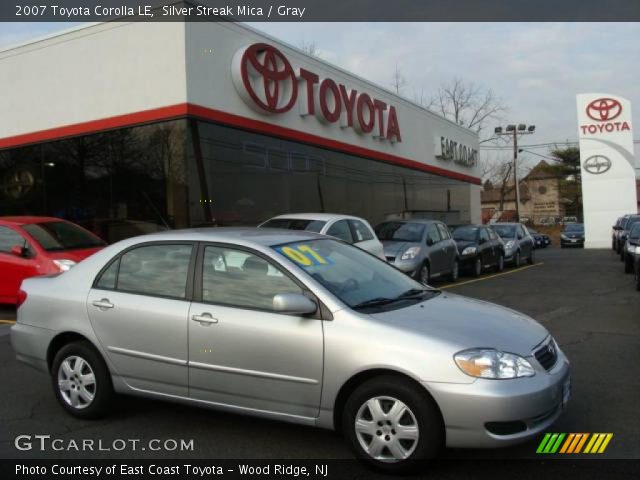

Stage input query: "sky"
[{"left": 1, "top": 21, "right": 639, "bottom": 171}]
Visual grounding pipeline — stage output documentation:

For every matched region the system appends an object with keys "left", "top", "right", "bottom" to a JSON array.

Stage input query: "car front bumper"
[
  {"left": 423, "top": 353, "right": 570, "bottom": 448},
  {"left": 561, "top": 238, "right": 584, "bottom": 247}
]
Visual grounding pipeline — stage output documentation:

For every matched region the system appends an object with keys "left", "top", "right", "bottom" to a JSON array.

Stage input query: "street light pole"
[
  {"left": 494, "top": 124, "right": 536, "bottom": 223},
  {"left": 513, "top": 128, "right": 521, "bottom": 222}
]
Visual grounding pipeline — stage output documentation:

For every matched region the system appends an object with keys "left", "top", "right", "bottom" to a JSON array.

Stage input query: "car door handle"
[
  {"left": 92, "top": 298, "right": 114, "bottom": 310},
  {"left": 191, "top": 313, "right": 218, "bottom": 326}
]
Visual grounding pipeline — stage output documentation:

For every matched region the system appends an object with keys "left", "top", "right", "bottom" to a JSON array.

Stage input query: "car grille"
[
  {"left": 534, "top": 339, "right": 558, "bottom": 371},
  {"left": 386, "top": 256, "right": 395, "bottom": 262}
]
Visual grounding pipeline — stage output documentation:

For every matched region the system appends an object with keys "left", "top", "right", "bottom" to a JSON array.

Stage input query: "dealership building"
[{"left": 0, "top": 21, "right": 481, "bottom": 242}]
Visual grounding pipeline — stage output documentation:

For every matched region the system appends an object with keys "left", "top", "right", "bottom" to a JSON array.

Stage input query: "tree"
[
  {"left": 391, "top": 63, "right": 407, "bottom": 95},
  {"left": 545, "top": 146, "right": 582, "bottom": 219},
  {"left": 423, "top": 77, "right": 506, "bottom": 141},
  {"left": 299, "top": 41, "right": 321, "bottom": 58}
]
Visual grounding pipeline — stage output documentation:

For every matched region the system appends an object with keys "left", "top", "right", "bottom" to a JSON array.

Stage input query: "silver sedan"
[{"left": 11, "top": 228, "right": 570, "bottom": 472}]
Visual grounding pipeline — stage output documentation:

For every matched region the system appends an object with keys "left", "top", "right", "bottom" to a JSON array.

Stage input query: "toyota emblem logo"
[
  {"left": 586, "top": 98, "right": 622, "bottom": 122},
  {"left": 3, "top": 168, "right": 35, "bottom": 200},
  {"left": 233, "top": 43, "right": 298, "bottom": 114},
  {"left": 583, "top": 155, "right": 612, "bottom": 175}
]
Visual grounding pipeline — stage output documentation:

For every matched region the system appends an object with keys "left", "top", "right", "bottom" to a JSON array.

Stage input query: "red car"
[{"left": 0, "top": 216, "right": 106, "bottom": 304}]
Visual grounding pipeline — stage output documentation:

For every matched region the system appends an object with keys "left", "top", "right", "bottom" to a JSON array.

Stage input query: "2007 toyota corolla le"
[{"left": 11, "top": 228, "right": 570, "bottom": 471}]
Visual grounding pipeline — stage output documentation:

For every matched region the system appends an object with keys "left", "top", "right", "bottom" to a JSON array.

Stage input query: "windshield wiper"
[
  {"left": 352, "top": 297, "right": 398, "bottom": 309},
  {"left": 353, "top": 289, "right": 437, "bottom": 310}
]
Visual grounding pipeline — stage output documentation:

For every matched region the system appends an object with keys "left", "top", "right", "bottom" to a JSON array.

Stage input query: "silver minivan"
[{"left": 11, "top": 228, "right": 569, "bottom": 472}]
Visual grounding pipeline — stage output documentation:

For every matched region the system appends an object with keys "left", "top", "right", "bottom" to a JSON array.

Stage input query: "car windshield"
[
  {"left": 272, "top": 239, "right": 438, "bottom": 310},
  {"left": 452, "top": 226, "right": 478, "bottom": 242},
  {"left": 375, "top": 222, "right": 425, "bottom": 243},
  {"left": 492, "top": 225, "right": 516, "bottom": 238},
  {"left": 625, "top": 217, "right": 640, "bottom": 230},
  {"left": 23, "top": 222, "right": 106, "bottom": 252},
  {"left": 260, "top": 218, "right": 326, "bottom": 233},
  {"left": 528, "top": 229, "right": 538, "bottom": 234},
  {"left": 564, "top": 224, "right": 584, "bottom": 233}
]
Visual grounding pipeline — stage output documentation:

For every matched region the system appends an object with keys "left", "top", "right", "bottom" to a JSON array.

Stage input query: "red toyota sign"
[
  {"left": 586, "top": 98, "right": 622, "bottom": 122},
  {"left": 580, "top": 96, "right": 630, "bottom": 136},
  {"left": 232, "top": 43, "right": 402, "bottom": 142}
]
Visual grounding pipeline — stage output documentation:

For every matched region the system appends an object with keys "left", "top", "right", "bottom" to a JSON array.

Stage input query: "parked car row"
[
  {"left": 612, "top": 217, "right": 640, "bottom": 291},
  {"left": 0, "top": 214, "right": 539, "bottom": 304}
]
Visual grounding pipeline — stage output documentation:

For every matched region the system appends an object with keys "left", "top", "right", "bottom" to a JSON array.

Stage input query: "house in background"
[{"left": 481, "top": 160, "right": 569, "bottom": 224}]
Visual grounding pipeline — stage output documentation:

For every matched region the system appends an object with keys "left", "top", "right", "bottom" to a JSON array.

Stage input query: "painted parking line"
[
  {"left": 0, "top": 320, "right": 16, "bottom": 324},
  {"left": 439, "top": 262, "right": 544, "bottom": 290}
]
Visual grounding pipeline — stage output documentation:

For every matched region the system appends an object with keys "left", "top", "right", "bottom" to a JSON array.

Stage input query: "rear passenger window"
[
  {"left": 349, "top": 220, "right": 374, "bottom": 243},
  {"left": 96, "top": 244, "right": 193, "bottom": 299}
]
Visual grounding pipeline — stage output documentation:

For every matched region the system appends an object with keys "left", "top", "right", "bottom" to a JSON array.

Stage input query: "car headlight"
[
  {"left": 461, "top": 246, "right": 477, "bottom": 256},
  {"left": 561, "top": 234, "right": 568, "bottom": 240},
  {"left": 505, "top": 240, "right": 515, "bottom": 249},
  {"left": 400, "top": 246, "right": 421, "bottom": 260},
  {"left": 628, "top": 244, "right": 637, "bottom": 253},
  {"left": 454, "top": 349, "right": 535, "bottom": 379},
  {"left": 53, "top": 259, "right": 77, "bottom": 272}
]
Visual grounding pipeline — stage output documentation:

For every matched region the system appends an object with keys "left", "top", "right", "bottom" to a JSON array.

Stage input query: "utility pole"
[{"left": 494, "top": 124, "right": 536, "bottom": 222}]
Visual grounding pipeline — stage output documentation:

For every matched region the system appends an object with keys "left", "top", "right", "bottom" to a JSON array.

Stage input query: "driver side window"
[
  {"left": 0, "top": 226, "right": 27, "bottom": 254},
  {"left": 201, "top": 246, "right": 303, "bottom": 311},
  {"left": 426, "top": 225, "right": 441, "bottom": 245}
]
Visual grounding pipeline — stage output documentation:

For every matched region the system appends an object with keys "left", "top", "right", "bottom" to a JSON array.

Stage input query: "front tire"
[
  {"left": 342, "top": 376, "right": 444, "bottom": 472},
  {"left": 624, "top": 256, "right": 633, "bottom": 274},
  {"left": 527, "top": 249, "right": 535, "bottom": 265},
  {"left": 448, "top": 259, "right": 459, "bottom": 282},
  {"left": 514, "top": 250, "right": 521, "bottom": 267},
  {"left": 417, "top": 262, "right": 430, "bottom": 285},
  {"left": 472, "top": 257, "right": 482, "bottom": 277},
  {"left": 495, "top": 253, "right": 505, "bottom": 272},
  {"left": 51, "top": 341, "right": 113, "bottom": 419}
]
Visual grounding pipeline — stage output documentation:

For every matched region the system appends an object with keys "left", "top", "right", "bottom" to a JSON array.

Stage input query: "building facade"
[
  {"left": 0, "top": 21, "right": 481, "bottom": 242},
  {"left": 481, "top": 161, "right": 568, "bottom": 224}
]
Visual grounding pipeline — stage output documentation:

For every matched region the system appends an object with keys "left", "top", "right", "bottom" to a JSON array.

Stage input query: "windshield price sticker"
[{"left": 275, "top": 244, "right": 333, "bottom": 267}]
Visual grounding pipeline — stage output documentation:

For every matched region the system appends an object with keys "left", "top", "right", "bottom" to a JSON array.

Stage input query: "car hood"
[
  {"left": 382, "top": 241, "right": 416, "bottom": 257},
  {"left": 369, "top": 292, "right": 548, "bottom": 355},
  {"left": 46, "top": 247, "right": 105, "bottom": 263},
  {"left": 454, "top": 240, "right": 476, "bottom": 251}
]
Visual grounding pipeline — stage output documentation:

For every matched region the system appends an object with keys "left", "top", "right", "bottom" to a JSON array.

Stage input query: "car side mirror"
[
  {"left": 10, "top": 245, "right": 27, "bottom": 257},
  {"left": 426, "top": 238, "right": 434, "bottom": 246},
  {"left": 273, "top": 293, "right": 317, "bottom": 316}
]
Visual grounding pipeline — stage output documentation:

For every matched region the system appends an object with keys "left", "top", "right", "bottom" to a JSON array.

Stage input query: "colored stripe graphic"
[{"left": 537, "top": 433, "right": 613, "bottom": 454}]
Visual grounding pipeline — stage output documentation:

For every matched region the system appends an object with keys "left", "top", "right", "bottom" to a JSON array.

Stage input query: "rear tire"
[
  {"left": 342, "top": 376, "right": 444, "bottom": 473},
  {"left": 51, "top": 341, "right": 113, "bottom": 419}
]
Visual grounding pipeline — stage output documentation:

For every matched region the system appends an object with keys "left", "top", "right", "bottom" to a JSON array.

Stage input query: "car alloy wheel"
[
  {"left": 51, "top": 341, "right": 113, "bottom": 419},
  {"left": 58, "top": 355, "right": 96, "bottom": 410},
  {"left": 473, "top": 257, "right": 482, "bottom": 277},
  {"left": 354, "top": 396, "right": 419, "bottom": 462}
]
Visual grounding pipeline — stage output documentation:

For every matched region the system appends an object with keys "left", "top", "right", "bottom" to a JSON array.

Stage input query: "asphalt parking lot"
[{"left": 0, "top": 247, "right": 638, "bottom": 461}]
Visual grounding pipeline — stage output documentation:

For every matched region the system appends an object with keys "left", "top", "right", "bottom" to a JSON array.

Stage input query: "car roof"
[
  {"left": 0, "top": 216, "right": 64, "bottom": 225},
  {"left": 118, "top": 227, "right": 327, "bottom": 248},
  {"left": 266, "top": 213, "right": 365, "bottom": 222},
  {"left": 378, "top": 219, "right": 441, "bottom": 225}
]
